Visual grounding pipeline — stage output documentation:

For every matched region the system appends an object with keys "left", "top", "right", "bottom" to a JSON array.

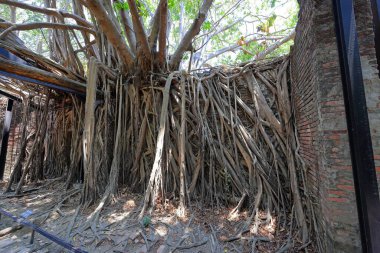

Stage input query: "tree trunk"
[{"left": 81, "top": 57, "right": 98, "bottom": 205}]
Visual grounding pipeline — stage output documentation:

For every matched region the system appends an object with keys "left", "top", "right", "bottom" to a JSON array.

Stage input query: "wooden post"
[{"left": 0, "top": 99, "right": 13, "bottom": 181}]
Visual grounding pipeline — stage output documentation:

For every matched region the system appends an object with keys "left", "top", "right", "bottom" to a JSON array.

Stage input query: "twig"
[
  {"left": 168, "top": 215, "right": 194, "bottom": 253},
  {"left": 297, "top": 241, "right": 312, "bottom": 251},
  {"left": 276, "top": 239, "right": 293, "bottom": 253},
  {"left": 174, "top": 238, "right": 208, "bottom": 250},
  {"left": 224, "top": 228, "right": 250, "bottom": 242}
]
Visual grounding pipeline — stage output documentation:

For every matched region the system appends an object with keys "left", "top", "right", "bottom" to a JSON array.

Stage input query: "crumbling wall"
[{"left": 290, "top": 0, "right": 380, "bottom": 252}]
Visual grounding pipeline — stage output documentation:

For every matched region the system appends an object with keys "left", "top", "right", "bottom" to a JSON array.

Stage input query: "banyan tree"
[{"left": 0, "top": 0, "right": 316, "bottom": 248}]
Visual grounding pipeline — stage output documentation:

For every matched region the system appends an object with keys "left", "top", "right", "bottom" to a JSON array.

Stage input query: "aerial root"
[{"left": 5, "top": 58, "right": 315, "bottom": 247}]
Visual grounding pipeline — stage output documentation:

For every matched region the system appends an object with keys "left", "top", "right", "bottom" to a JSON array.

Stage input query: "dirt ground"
[{"left": 0, "top": 179, "right": 312, "bottom": 253}]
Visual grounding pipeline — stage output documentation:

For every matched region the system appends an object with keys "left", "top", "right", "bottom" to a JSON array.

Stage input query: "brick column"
[{"left": 290, "top": 0, "right": 380, "bottom": 251}]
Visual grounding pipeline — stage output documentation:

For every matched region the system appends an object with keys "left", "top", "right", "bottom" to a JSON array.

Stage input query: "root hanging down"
[{"left": 5, "top": 57, "right": 313, "bottom": 244}]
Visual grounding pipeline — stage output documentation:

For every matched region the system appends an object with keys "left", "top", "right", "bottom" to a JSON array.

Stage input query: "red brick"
[
  {"left": 322, "top": 62, "right": 335, "bottom": 68},
  {"left": 328, "top": 190, "right": 346, "bottom": 196},
  {"left": 337, "top": 184, "right": 355, "bottom": 191},
  {"left": 327, "top": 197, "right": 349, "bottom": 203},
  {"left": 323, "top": 130, "right": 348, "bottom": 135},
  {"left": 326, "top": 134, "right": 341, "bottom": 140},
  {"left": 321, "top": 101, "right": 345, "bottom": 107},
  {"left": 330, "top": 166, "right": 352, "bottom": 172}
]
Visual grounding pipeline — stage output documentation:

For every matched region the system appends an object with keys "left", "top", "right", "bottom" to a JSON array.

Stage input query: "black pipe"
[
  {"left": 0, "top": 99, "right": 13, "bottom": 180},
  {"left": 332, "top": 0, "right": 380, "bottom": 252},
  {"left": 0, "top": 207, "right": 87, "bottom": 253},
  {"left": 370, "top": 0, "right": 380, "bottom": 77}
]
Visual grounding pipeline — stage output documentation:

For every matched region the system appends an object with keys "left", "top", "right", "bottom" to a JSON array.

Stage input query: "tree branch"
[
  {"left": 193, "top": 15, "right": 248, "bottom": 62},
  {"left": 0, "top": 0, "right": 93, "bottom": 28},
  {"left": 72, "top": 0, "right": 97, "bottom": 58},
  {"left": 148, "top": 1, "right": 161, "bottom": 50},
  {"left": 83, "top": 0, "right": 135, "bottom": 69},
  {"left": 179, "top": 1, "right": 185, "bottom": 40},
  {"left": 255, "top": 30, "right": 295, "bottom": 60},
  {"left": 127, "top": 0, "right": 151, "bottom": 61},
  {"left": 158, "top": 0, "right": 168, "bottom": 67},
  {"left": 195, "top": 16, "right": 247, "bottom": 45},
  {"left": 169, "top": 0, "right": 214, "bottom": 70},
  {"left": 0, "top": 22, "right": 96, "bottom": 40},
  {"left": 0, "top": 57, "right": 87, "bottom": 94},
  {"left": 116, "top": 0, "right": 136, "bottom": 53},
  {"left": 195, "top": 0, "right": 244, "bottom": 42},
  {"left": 201, "top": 35, "right": 282, "bottom": 65},
  {"left": 138, "top": 0, "right": 153, "bottom": 18}
]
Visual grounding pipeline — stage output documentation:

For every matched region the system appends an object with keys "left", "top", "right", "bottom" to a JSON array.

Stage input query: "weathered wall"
[
  {"left": 355, "top": 0, "right": 380, "bottom": 187},
  {"left": 291, "top": 0, "right": 380, "bottom": 252},
  {"left": 290, "top": 0, "right": 325, "bottom": 247}
]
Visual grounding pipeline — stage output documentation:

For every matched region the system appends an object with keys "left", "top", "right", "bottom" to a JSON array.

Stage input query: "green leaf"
[
  {"left": 168, "top": 0, "right": 177, "bottom": 10},
  {"left": 202, "top": 21, "right": 212, "bottom": 30},
  {"left": 267, "top": 14, "right": 277, "bottom": 27},
  {"left": 113, "top": 2, "right": 129, "bottom": 11}
]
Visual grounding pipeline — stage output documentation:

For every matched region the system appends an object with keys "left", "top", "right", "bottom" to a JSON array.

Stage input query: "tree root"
[
  {"left": 0, "top": 225, "right": 23, "bottom": 237},
  {"left": 3, "top": 57, "right": 315, "bottom": 248}
]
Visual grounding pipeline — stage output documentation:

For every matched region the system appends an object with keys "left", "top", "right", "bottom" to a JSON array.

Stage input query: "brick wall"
[
  {"left": 290, "top": 0, "right": 325, "bottom": 246},
  {"left": 291, "top": 0, "right": 380, "bottom": 252},
  {"left": 0, "top": 96, "right": 22, "bottom": 180}
]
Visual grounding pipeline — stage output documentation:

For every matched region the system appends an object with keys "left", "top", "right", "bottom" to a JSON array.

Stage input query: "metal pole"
[
  {"left": 0, "top": 99, "right": 13, "bottom": 180},
  {"left": 0, "top": 207, "right": 87, "bottom": 253},
  {"left": 332, "top": 0, "right": 380, "bottom": 252},
  {"left": 370, "top": 0, "right": 380, "bottom": 77}
]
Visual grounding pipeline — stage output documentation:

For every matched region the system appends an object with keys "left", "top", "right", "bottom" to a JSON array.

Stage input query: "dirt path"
[{"left": 0, "top": 180, "right": 299, "bottom": 253}]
